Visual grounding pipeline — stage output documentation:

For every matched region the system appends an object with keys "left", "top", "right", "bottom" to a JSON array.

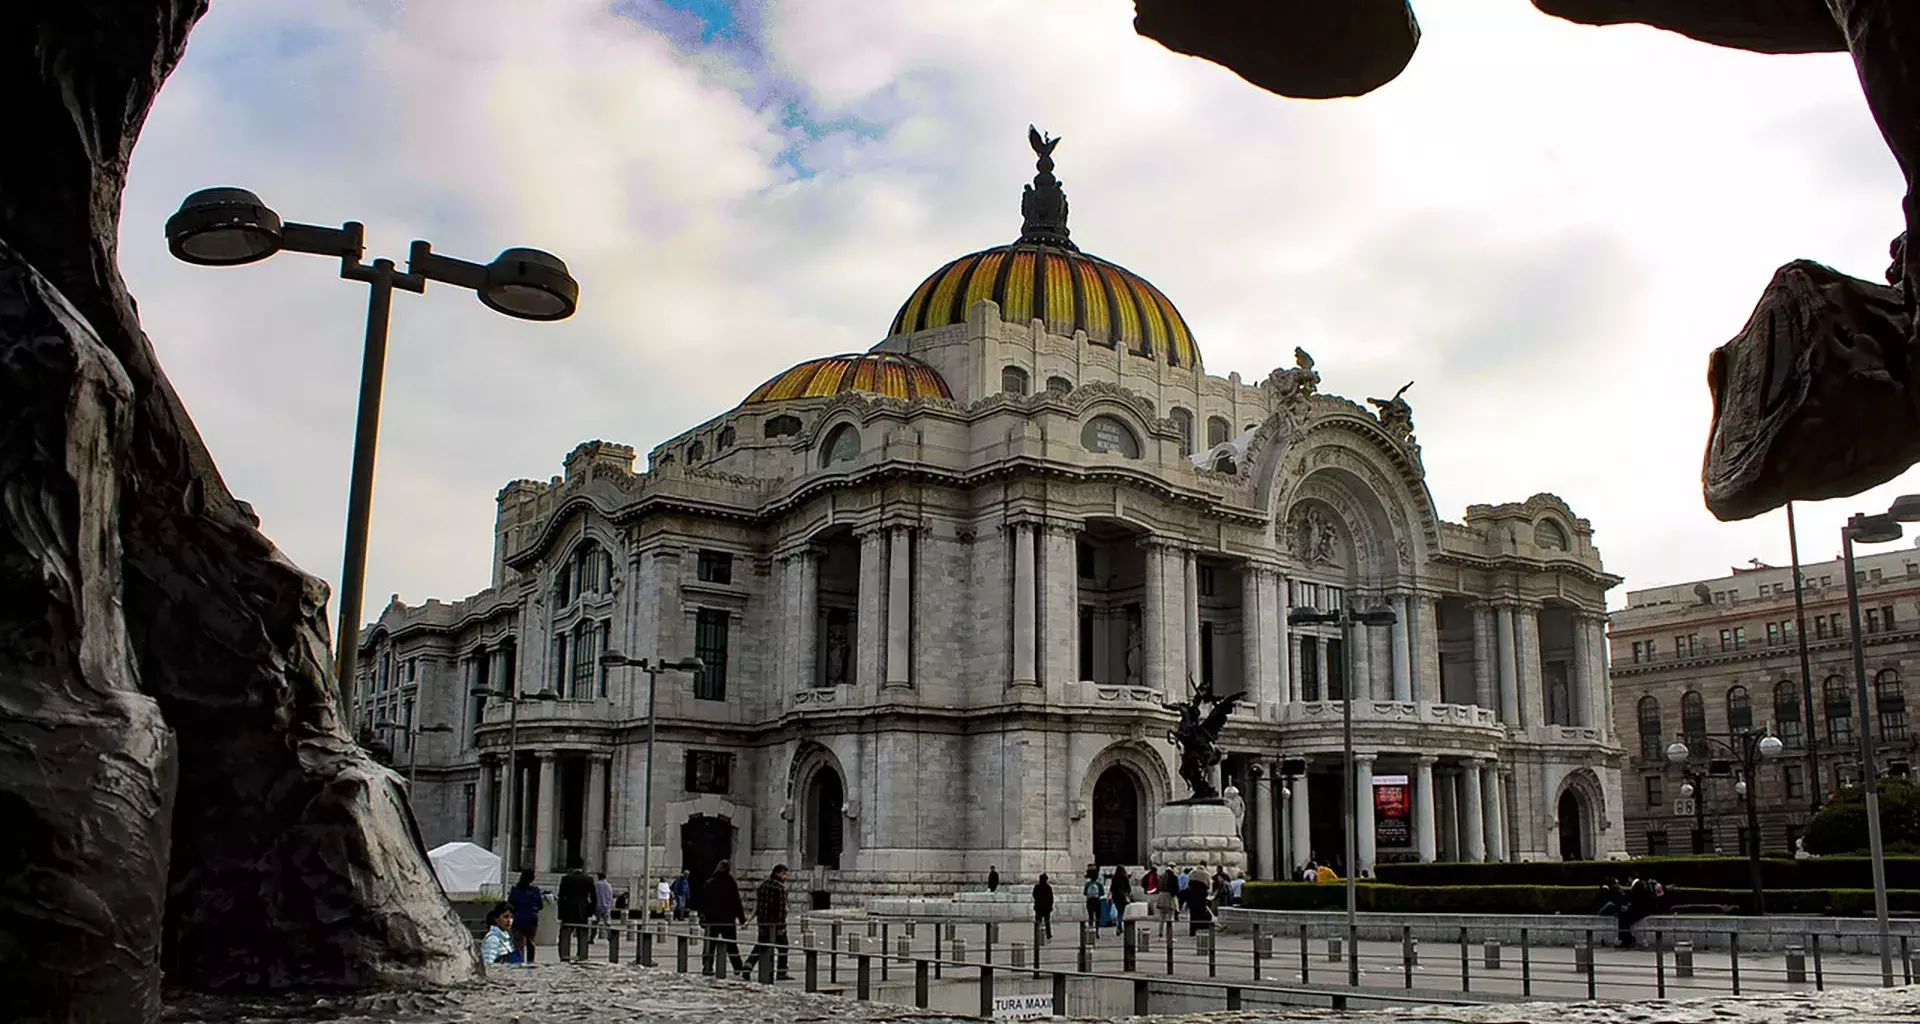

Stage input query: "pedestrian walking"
[
  {"left": 1081, "top": 866, "right": 1104, "bottom": 933},
  {"left": 987, "top": 865, "right": 1000, "bottom": 892},
  {"left": 671, "top": 869, "right": 692, "bottom": 920},
  {"left": 1108, "top": 865, "right": 1132, "bottom": 937},
  {"left": 1033, "top": 873, "right": 1055, "bottom": 940},
  {"left": 742, "top": 863, "right": 792, "bottom": 980},
  {"left": 506, "top": 869, "right": 546, "bottom": 964},
  {"left": 593, "top": 871, "right": 615, "bottom": 936},
  {"left": 1155, "top": 865, "right": 1178, "bottom": 935},
  {"left": 557, "top": 866, "right": 595, "bottom": 959},
  {"left": 698, "top": 859, "right": 749, "bottom": 977},
  {"left": 1183, "top": 872, "right": 1213, "bottom": 936}
]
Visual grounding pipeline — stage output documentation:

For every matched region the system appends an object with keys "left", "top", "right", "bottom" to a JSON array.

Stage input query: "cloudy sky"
[{"left": 120, "top": 0, "right": 1912, "bottom": 622}]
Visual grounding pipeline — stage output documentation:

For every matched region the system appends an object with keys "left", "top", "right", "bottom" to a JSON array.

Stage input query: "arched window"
[
  {"left": 1081, "top": 415, "right": 1142, "bottom": 459},
  {"left": 1169, "top": 408, "right": 1194, "bottom": 457},
  {"left": 717, "top": 425, "right": 736, "bottom": 450},
  {"left": 571, "top": 620, "right": 596, "bottom": 699},
  {"left": 1046, "top": 375, "right": 1073, "bottom": 394},
  {"left": 688, "top": 440, "right": 706, "bottom": 463},
  {"left": 1206, "top": 416, "right": 1230, "bottom": 449},
  {"left": 1773, "top": 680, "right": 1804, "bottom": 748},
  {"left": 1534, "top": 519, "right": 1569, "bottom": 551},
  {"left": 1727, "top": 685, "right": 1753, "bottom": 732},
  {"left": 1824, "top": 675, "right": 1854, "bottom": 746},
  {"left": 764, "top": 414, "right": 802, "bottom": 438},
  {"left": 1637, "top": 696, "right": 1663, "bottom": 761},
  {"left": 556, "top": 540, "right": 607, "bottom": 605},
  {"left": 1877, "top": 668, "right": 1908, "bottom": 740},
  {"left": 1681, "top": 690, "right": 1706, "bottom": 746},
  {"left": 819, "top": 424, "right": 861, "bottom": 467},
  {"left": 1001, "top": 365, "right": 1030, "bottom": 396}
]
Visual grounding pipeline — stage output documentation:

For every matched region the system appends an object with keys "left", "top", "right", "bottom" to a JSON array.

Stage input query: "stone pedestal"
[{"left": 1148, "top": 800, "right": 1247, "bottom": 874}]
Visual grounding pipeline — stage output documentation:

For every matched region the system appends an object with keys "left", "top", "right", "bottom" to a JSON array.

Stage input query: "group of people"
[
  {"left": 1048, "top": 864, "right": 1242, "bottom": 940},
  {"left": 1595, "top": 877, "right": 1665, "bottom": 948},
  {"left": 482, "top": 868, "right": 627, "bottom": 966}
]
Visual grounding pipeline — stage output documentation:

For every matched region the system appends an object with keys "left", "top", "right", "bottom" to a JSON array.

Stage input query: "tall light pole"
[
  {"left": 1289, "top": 602, "right": 1397, "bottom": 988},
  {"left": 471, "top": 685, "right": 560, "bottom": 873},
  {"left": 165, "top": 187, "right": 580, "bottom": 732},
  {"left": 602, "top": 652, "right": 705, "bottom": 911},
  {"left": 1786, "top": 502, "right": 1821, "bottom": 814},
  {"left": 1665, "top": 731, "right": 1783, "bottom": 914}
]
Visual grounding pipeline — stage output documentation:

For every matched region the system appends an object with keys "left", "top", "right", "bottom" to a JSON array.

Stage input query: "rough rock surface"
[
  {"left": 1531, "top": 1, "right": 1846, "bottom": 55},
  {"left": 0, "top": 2, "right": 476, "bottom": 1017},
  {"left": 1132, "top": 1, "right": 1420, "bottom": 100},
  {"left": 160, "top": 960, "right": 1920, "bottom": 1024}
]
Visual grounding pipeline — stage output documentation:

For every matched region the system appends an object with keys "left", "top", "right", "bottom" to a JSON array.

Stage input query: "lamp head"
[
  {"left": 480, "top": 247, "right": 578, "bottom": 321},
  {"left": 667, "top": 657, "right": 706, "bottom": 673},
  {"left": 1665, "top": 741, "right": 1689, "bottom": 765},
  {"left": 1680, "top": 781, "right": 1694, "bottom": 798},
  {"left": 1758, "top": 735, "right": 1784, "bottom": 759},
  {"left": 1287, "top": 607, "right": 1329, "bottom": 627},
  {"left": 166, "top": 187, "right": 283, "bottom": 266},
  {"left": 1847, "top": 512, "right": 1904, "bottom": 545},
  {"left": 1734, "top": 779, "right": 1749, "bottom": 798},
  {"left": 528, "top": 688, "right": 561, "bottom": 702},
  {"left": 1890, "top": 494, "right": 1920, "bottom": 524}
]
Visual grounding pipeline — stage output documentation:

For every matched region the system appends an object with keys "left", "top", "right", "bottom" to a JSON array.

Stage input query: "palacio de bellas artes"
[{"left": 363, "top": 134, "right": 1626, "bottom": 906}]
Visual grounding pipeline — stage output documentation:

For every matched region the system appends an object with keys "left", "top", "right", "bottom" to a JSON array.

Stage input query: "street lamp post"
[
  {"left": 601, "top": 652, "right": 705, "bottom": 914},
  {"left": 471, "top": 684, "right": 560, "bottom": 873},
  {"left": 165, "top": 187, "right": 580, "bottom": 733},
  {"left": 373, "top": 718, "right": 455, "bottom": 787},
  {"left": 1288, "top": 603, "right": 1398, "bottom": 988},
  {"left": 1665, "top": 731, "right": 1784, "bottom": 914},
  {"left": 1786, "top": 502, "right": 1821, "bottom": 815}
]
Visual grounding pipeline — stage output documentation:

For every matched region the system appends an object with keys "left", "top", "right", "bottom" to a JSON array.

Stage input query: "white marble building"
[{"left": 356, "top": 141, "right": 1626, "bottom": 903}]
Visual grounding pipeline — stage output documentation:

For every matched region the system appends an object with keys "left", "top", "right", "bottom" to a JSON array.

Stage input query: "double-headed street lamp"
[
  {"left": 1836, "top": 493, "right": 1920, "bottom": 986},
  {"left": 470, "top": 684, "right": 560, "bottom": 873},
  {"left": 1287, "top": 602, "right": 1398, "bottom": 988},
  {"left": 1664, "top": 730, "right": 1783, "bottom": 914},
  {"left": 601, "top": 652, "right": 705, "bottom": 913},
  {"left": 165, "top": 187, "right": 580, "bottom": 732},
  {"left": 373, "top": 718, "right": 455, "bottom": 787}
]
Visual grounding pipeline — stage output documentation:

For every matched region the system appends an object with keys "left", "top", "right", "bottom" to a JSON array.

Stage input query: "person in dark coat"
[
  {"left": 1108, "top": 866, "right": 1132, "bottom": 936},
  {"left": 557, "top": 867, "right": 595, "bottom": 959},
  {"left": 1033, "top": 873, "right": 1055, "bottom": 940},
  {"left": 987, "top": 866, "right": 1001, "bottom": 892},
  {"left": 697, "top": 859, "right": 749, "bottom": 976},
  {"left": 1183, "top": 871, "right": 1213, "bottom": 935},
  {"left": 742, "top": 864, "right": 792, "bottom": 979}
]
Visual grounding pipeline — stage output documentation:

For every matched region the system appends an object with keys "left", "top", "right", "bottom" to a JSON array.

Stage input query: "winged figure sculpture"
[{"left": 1169, "top": 675, "right": 1246, "bottom": 801}]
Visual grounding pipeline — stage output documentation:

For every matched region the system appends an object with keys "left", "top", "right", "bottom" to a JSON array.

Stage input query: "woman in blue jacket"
[{"left": 507, "top": 868, "right": 547, "bottom": 963}]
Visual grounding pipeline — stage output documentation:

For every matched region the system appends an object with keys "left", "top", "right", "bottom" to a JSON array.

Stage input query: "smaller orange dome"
[{"left": 743, "top": 352, "right": 951, "bottom": 405}]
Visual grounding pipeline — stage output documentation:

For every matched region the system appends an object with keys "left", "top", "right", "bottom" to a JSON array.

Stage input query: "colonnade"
[
  {"left": 480, "top": 750, "right": 612, "bottom": 874},
  {"left": 1246, "top": 753, "right": 1512, "bottom": 879}
]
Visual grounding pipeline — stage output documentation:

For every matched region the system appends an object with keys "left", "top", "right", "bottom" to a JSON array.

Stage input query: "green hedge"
[
  {"left": 1238, "top": 882, "right": 1920, "bottom": 917},
  {"left": 1371, "top": 856, "right": 1920, "bottom": 891}
]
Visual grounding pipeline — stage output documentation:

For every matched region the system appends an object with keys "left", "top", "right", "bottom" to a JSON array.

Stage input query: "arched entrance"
[
  {"left": 680, "top": 814, "right": 734, "bottom": 910},
  {"left": 1092, "top": 766, "right": 1144, "bottom": 865},
  {"left": 805, "top": 767, "right": 845, "bottom": 870},
  {"left": 1557, "top": 792, "right": 1585, "bottom": 861}
]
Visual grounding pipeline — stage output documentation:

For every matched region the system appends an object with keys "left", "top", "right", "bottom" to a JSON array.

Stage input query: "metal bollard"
[
  {"left": 1573, "top": 938, "right": 1592, "bottom": 974},
  {"left": 867, "top": 919, "right": 878, "bottom": 938},
  {"left": 905, "top": 920, "right": 917, "bottom": 939},
  {"left": 1011, "top": 941, "right": 1028, "bottom": 968},
  {"left": 1327, "top": 935, "right": 1343, "bottom": 963},
  {"left": 945, "top": 921, "right": 958, "bottom": 941},
  {"left": 1137, "top": 927, "right": 1151, "bottom": 954},
  {"left": 915, "top": 959, "right": 929, "bottom": 1008},
  {"left": 1197, "top": 931, "right": 1214, "bottom": 956},
  {"left": 1675, "top": 940, "right": 1694, "bottom": 979},
  {"left": 805, "top": 948, "right": 819, "bottom": 992},
  {"left": 953, "top": 937, "right": 968, "bottom": 962},
  {"left": 1253, "top": 930, "right": 1273, "bottom": 958},
  {"left": 1053, "top": 972, "right": 1068, "bottom": 1016},
  {"left": 1785, "top": 944, "right": 1807, "bottom": 984},
  {"left": 675, "top": 933, "right": 689, "bottom": 973},
  {"left": 1484, "top": 939, "right": 1501, "bottom": 971},
  {"left": 1123, "top": 922, "right": 1136, "bottom": 973},
  {"left": 980, "top": 964, "right": 996, "bottom": 1019},
  {"left": 881, "top": 923, "right": 891, "bottom": 981},
  {"left": 608, "top": 928, "right": 621, "bottom": 963},
  {"left": 856, "top": 954, "right": 871, "bottom": 1000}
]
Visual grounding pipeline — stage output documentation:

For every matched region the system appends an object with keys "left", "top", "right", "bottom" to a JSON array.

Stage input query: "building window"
[
  {"left": 1682, "top": 690, "right": 1707, "bottom": 747},
  {"left": 1733, "top": 626, "right": 1747, "bottom": 648},
  {"left": 685, "top": 751, "right": 734, "bottom": 794},
  {"left": 697, "top": 550, "right": 734, "bottom": 585},
  {"left": 1719, "top": 628, "right": 1732, "bottom": 652},
  {"left": 1081, "top": 415, "right": 1142, "bottom": 458},
  {"left": 1868, "top": 608, "right": 1882, "bottom": 633},
  {"left": 1825, "top": 675, "right": 1854, "bottom": 746},
  {"left": 693, "top": 609, "right": 729, "bottom": 701},
  {"left": 1831, "top": 613, "right": 1844, "bottom": 636},
  {"left": 571, "top": 620, "right": 596, "bottom": 698},
  {"left": 1885, "top": 605, "right": 1897, "bottom": 630},
  {"left": 1079, "top": 606, "right": 1095, "bottom": 681},
  {"left": 820, "top": 424, "right": 861, "bottom": 467},
  {"left": 764, "top": 414, "right": 802, "bottom": 438},
  {"left": 1637, "top": 696, "right": 1663, "bottom": 761},
  {"left": 1533, "top": 519, "right": 1569, "bottom": 551},
  {"left": 1774, "top": 680, "right": 1804, "bottom": 748},
  {"left": 1001, "top": 365, "right": 1030, "bottom": 396},
  {"left": 1645, "top": 830, "right": 1670, "bottom": 857},
  {"left": 1169, "top": 407, "right": 1194, "bottom": 457},
  {"left": 1644, "top": 775, "right": 1664, "bottom": 807},
  {"left": 1766, "top": 622, "right": 1780, "bottom": 646},
  {"left": 1877, "top": 668, "right": 1908, "bottom": 741},
  {"left": 1198, "top": 567, "right": 1216, "bottom": 597},
  {"left": 1206, "top": 415, "right": 1230, "bottom": 449},
  {"left": 688, "top": 440, "right": 705, "bottom": 462},
  {"left": 1816, "top": 617, "right": 1829, "bottom": 639},
  {"left": 463, "top": 783, "right": 477, "bottom": 836},
  {"left": 1199, "top": 621, "right": 1216, "bottom": 685},
  {"left": 1631, "top": 641, "right": 1645, "bottom": 664},
  {"left": 1784, "top": 764, "right": 1805, "bottom": 800},
  {"left": 1643, "top": 638, "right": 1658, "bottom": 660},
  {"left": 1728, "top": 685, "right": 1754, "bottom": 732},
  {"left": 1837, "top": 763, "right": 1862, "bottom": 789},
  {"left": 717, "top": 425, "right": 736, "bottom": 450},
  {"left": 1046, "top": 375, "right": 1073, "bottom": 394},
  {"left": 1300, "top": 638, "right": 1321, "bottom": 702}
]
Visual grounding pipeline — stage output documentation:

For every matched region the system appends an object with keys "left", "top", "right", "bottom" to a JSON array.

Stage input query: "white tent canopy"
[{"left": 429, "top": 841, "right": 502, "bottom": 896}]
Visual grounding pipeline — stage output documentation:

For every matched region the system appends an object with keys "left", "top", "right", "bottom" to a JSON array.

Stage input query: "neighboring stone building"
[
  {"left": 1607, "top": 546, "right": 1920, "bottom": 857},
  {"left": 356, "top": 137, "right": 1625, "bottom": 904}
]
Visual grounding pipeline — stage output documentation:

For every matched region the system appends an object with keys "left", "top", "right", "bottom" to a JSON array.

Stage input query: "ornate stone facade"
[{"left": 355, "top": 147, "right": 1624, "bottom": 903}]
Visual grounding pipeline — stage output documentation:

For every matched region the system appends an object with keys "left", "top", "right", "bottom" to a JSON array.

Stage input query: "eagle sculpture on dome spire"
[{"left": 1019, "top": 125, "right": 1075, "bottom": 249}]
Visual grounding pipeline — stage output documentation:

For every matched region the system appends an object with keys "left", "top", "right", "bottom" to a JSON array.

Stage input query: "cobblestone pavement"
[{"left": 160, "top": 960, "right": 1920, "bottom": 1024}]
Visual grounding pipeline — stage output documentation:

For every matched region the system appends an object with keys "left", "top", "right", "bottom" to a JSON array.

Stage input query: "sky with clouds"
[{"left": 119, "top": 0, "right": 1915, "bottom": 623}]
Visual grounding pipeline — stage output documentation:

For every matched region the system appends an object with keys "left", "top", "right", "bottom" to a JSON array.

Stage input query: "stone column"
[
  {"left": 1518, "top": 607, "right": 1544, "bottom": 729},
  {"left": 1242, "top": 567, "right": 1264, "bottom": 706},
  {"left": 1390, "top": 594, "right": 1413, "bottom": 701},
  {"left": 886, "top": 526, "right": 913, "bottom": 687},
  {"left": 857, "top": 530, "right": 886, "bottom": 692},
  {"left": 586, "top": 755, "right": 608, "bottom": 872},
  {"left": 1416, "top": 596, "right": 1441, "bottom": 703},
  {"left": 1041, "top": 524, "right": 1079, "bottom": 685},
  {"left": 1495, "top": 606, "right": 1519, "bottom": 724},
  {"left": 535, "top": 752, "right": 558, "bottom": 872},
  {"left": 1462, "top": 761, "right": 1487, "bottom": 862},
  {"left": 1184, "top": 550, "right": 1201, "bottom": 681},
  {"left": 1470, "top": 604, "right": 1495, "bottom": 712},
  {"left": 797, "top": 549, "right": 819, "bottom": 690},
  {"left": 1141, "top": 541, "right": 1165, "bottom": 693},
  {"left": 1588, "top": 616, "right": 1611, "bottom": 738},
  {"left": 1482, "top": 763, "right": 1506, "bottom": 861},
  {"left": 475, "top": 755, "right": 495, "bottom": 845},
  {"left": 1273, "top": 573, "right": 1292, "bottom": 706},
  {"left": 1251, "top": 767, "right": 1274, "bottom": 879},
  {"left": 1569, "top": 612, "right": 1592, "bottom": 728},
  {"left": 494, "top": 757, "right": 513, "bottom": 867},
  {"left": 1437, "top": 770, "right": 1458, "bottom": 861},
  {"left": 1351, "top": 611, "right": 1375, "bottom": 700},
  {"left": 1012, "top": 523, "right": 1038, "bottom": 685},
  {"left": 1355, "top": 754, "right": 1377, "bottom": 876},
  {"left": 1414, "top": 755, "right": 1438, "bottom": 863},
  {"left": 1289, "top": 764, "right": 1312, "bottom": 873}
]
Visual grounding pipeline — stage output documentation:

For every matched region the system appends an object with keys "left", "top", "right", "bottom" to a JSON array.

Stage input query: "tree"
[{"left": 1805, "top": 779, "right": 1920, "bottom": 854}]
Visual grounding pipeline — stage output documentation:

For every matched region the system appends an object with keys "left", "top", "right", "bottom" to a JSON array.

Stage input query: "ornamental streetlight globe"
[
  {"left": 1680, "top": 782, "right": 1694, "bottom": 798},
  {"left": 1759, "top": 735, "right": 1785, "bottom": 759},
  {"left": 1666, "top": 741, "right": 1690, "bottom": 765},
  {"left": 1735, "top": 779, "right": 1749, "bottom": 798}
]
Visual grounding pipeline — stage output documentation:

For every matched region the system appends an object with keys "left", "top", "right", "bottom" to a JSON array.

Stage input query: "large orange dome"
[{"left": 743, "top": 352, "right": 951, "bottom": 405}]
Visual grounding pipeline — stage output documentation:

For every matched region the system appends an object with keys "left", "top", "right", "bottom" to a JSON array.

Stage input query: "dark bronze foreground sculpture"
[
  {"left": 0, "top": 4, "right": 475, "bottom": 1022},
  {"left": 1134, "top": 1, "right": 1920, "bottom": 521}
]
